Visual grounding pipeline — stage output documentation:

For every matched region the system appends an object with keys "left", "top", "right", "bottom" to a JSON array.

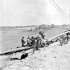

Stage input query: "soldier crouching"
[{"left": 27, "top": 37, "right": 32, "bottom": 47}]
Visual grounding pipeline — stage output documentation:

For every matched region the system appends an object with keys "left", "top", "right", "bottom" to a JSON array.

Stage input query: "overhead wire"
[
  {"left": 52, "top": 0, "right": 69, "bottom": 19},
  {"left": 49, "top": 0, "right": 62, "bottom": 14},
  {"left": 49, "top": 0, "right": 69, "bottom": 19}
]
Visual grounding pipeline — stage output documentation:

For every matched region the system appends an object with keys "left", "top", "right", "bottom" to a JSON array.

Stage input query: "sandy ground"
[
  {"left": 0, "top": 41, "right": 70, "bottom": 70},
  {"left": 0, "top": 27, "right": 70, "bottom": 70}
]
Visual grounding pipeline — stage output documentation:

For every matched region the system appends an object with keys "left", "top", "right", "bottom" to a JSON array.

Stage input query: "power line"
[
  {"left": 52, "top": 0, "right": 69, "bottom": 18},
  {"left": 49, "top": 0, "right": 66, "bottom": 17},
  {"left": 49, "top": 0, "right": 62, "bottom": 14},
  {"left": 49, "top": 0, "right": 69, "bottom": 19}
]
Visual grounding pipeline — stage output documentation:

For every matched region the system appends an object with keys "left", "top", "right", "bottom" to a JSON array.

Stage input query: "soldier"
[
  {"left": 21, "top": 37, "right": 25, "bottom": 47},
  {"left": 36, "top": 36, "right": 41, "bottom": 48},
  {"left": 63, "top": 34, "right": 68, "bottom": 44},
  {"left": 58, "top": 37, "right": 63, "bottom": 46},
  {"left": 65, "top": 32, "right": 70, "bottom": 43},
  {"left": 64, "top": 29, "right": 70, "bottom": 42},
  {"left": 33, "top": 39, "right": 37, "bottom": 53},
  {"left": 58, "top": 35, "right": 66, "bottom": 46},
  {"left": 31, "top": 36, "right": 35, "bottom": 46},
  {"left": 39, "top": 30, "right": 45, "bottom": 39},
  {"left": 27, "top": 37, "right": 32, "bottom": 47},
  {"left": 33, "top": 36, "right": 41, "bottom": 53},
  {"left": 46, "top": 39, "right": 50, "bottom": 47}
]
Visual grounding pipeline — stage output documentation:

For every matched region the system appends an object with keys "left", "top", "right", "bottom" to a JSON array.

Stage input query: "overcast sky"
[{"left": 0, "top": 0, "right": 70, "bottom": 26}]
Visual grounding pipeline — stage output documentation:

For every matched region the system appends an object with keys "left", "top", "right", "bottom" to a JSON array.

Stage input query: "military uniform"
[
  {"left": 27, "top": 37, "right": 32, "bottom": 47},
  {"left": 21, "top": 37, "right": 25, "bottom": 47},
  {"left": 58, "top": 35, "right": 66, "bottom": 46},
  {"left": 33, "top": 36, "right": 41, "bottom": 53},
  {"left": 39, "top": 30, "right": 45, "bottom": 39}
]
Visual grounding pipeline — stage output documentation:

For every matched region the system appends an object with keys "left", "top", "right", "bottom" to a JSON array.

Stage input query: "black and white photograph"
[{"left": 0, "top": 0, "right": 70, "bottom": 70}]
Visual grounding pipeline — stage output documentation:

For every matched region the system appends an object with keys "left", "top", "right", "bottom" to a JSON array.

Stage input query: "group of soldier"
[
  {"left": 21, "top": 30, "right": 46, "bottom": 53},
  {"left": 58, "top": 31, "right": 70, "bottom": 46},
  {"left": 21, "top": 29, "right": 70, "bottom": 53}
]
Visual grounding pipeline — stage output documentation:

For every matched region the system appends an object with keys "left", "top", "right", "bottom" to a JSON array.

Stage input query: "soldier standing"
[
  {"left": 39, "top": 30, "right": 45, "bottom": 39},
  {"left": 33, "top": 38, "right": 37, "bottom": 53},
  {"left": 21, "top": 37, "right": 25, "bottom": 47},
  {"left": 66, "top": 32, "right": 70, "bottom": 42},
  {"left": 32, "top": 36, "right": 42, "bottom": 53},
  {"left": 58, "top": 35, "right": 65, "bottom": 46}
]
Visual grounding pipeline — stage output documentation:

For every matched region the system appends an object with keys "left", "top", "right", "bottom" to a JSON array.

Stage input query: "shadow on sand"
[{"left": 9, "top": 53, "right": 28, "bottom": 61}]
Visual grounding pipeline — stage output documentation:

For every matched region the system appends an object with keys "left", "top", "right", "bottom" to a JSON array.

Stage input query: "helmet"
[{"left": 22, "top": 37, "right": 24, "bottom": 38}]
